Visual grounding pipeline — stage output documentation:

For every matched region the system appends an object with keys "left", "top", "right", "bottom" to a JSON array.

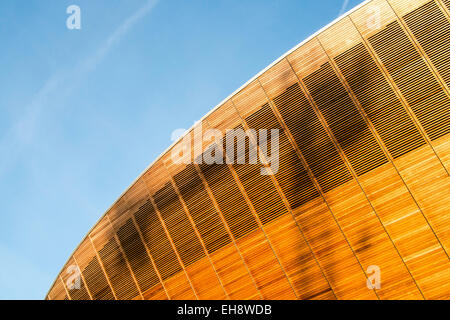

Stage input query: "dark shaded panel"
[
  {"left": 245, "top": 104, "right": 319, "bottom": 209},
  {"left": 134, "top": 201, "right": 182, "bottom": 280},
  {"left": 173, "top": 164, "right": 231, "bottom": 254},
  {"left": 198, "top": 161, "right": 258, "bottom": 239},
  {"left": 227, "top": 124, "right": 289, "bottom": 224},
  {"left": 97, "top": 237, "right": 140, "bottom": 300},
  {"left": 335, "top": 43, "right": 426, "bottom": 158},
  {"left": 273, "top": 83, "right": 353, "bottom": 192},
  {"left": 303, "top": 63, "right": 388, "bottom": 176},
  {"left": 369, "top": 20, "right": 450, "bottom": 140},
  {"left": 82, "top": 256, "right": 115, "bottom": 300},
  {"left": 153, "top": 183, "right": 205, "bottom": 267},
  {"left": 404, "top": 1, "right": 450, "bottom": 86},
  {"left": 116, "top": 219, "right": 160, "bottom": 292}
]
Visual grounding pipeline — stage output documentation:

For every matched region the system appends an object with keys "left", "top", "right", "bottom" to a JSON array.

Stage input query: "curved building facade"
[{"left": 47, "top": 0, "right": 450, "bottom": 300}]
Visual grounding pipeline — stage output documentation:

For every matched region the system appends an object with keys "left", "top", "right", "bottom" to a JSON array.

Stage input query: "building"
[{"left": 47, "top": 0, "right": 450, "bottom": 300}]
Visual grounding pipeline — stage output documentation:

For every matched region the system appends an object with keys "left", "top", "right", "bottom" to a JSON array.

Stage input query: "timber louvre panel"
[
  {"left": 334, "top": 43, "right": 426, "bottom": 158},
  {"left": 404, "top": 1, "right": 450, "bottom": 87},
  {"left": 198, "top": 160, "right": 299, "bottom": 300},
  {"left": 227, "top": 103, "right": 338, "bottom": 299},
  {"left": 97, "top": 237, "right": 140, "bottom": 300},
  {"left": 66, "top": 278, "right": 90, "bottom": 300},
  {"left": 198, "top": 161, "right": 258, "bottom": 239},
  {"left": 173, "top": 164, "right": 232, "bottom": 254},
  {"left": 82, "top": 256, "right": 115, "bottom": 300},
  {"left": 302, "top": 63, "right": 389, "bottom": 176},
  {"left": 260, "top": 65, "right": 383, "bottom": 300},
  {"left": 230, "top": 97, "right": 343, "bottom": 299},
  {"left": 193, "top": 161, "right": 263, "bottom": 300},
  {"left": 153, "top": 183, "right": 206, "bottom": 267},
  {"left": 445, "top": 0, "right": 450, "bottom": 11},
  {"left": 116, "top": 219, "right": 160, "bottom": 292},
  {"left": 61, "top": 259, "right": 91, "bottom": 300},
  {"left": 368, "top": 20, "right": 450, "bottom": 141},
  {"left": 227, "top": 124, "right": 289, "bottom": 225},
  {"left": 49, "top": 277, "right": 68, "bottom": 300},
  {"left": 164, "top": 162, "right": 229, "bottom": 300},
  {"left": 272, "top": 83, "right": 353, "bottom": 193},
  {"left": 245, "top": 104, "right": 320, "bottom": 210},
  {"left": 402, "top": 1, "right": 450, "bottom": 139},
  {"left": 74, "top": 239, "right": 115, "bottom": 300},
  {"left": 134, "top": 201, "right": 183, "bottom": 280},
  {"left": 265, "top": 59, "right": 424, "bottom": 299}
]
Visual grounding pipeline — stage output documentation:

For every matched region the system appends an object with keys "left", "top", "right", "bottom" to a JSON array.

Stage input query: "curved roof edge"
[{"left": 47, "top": 0, "right": 372, "bottom": 298}]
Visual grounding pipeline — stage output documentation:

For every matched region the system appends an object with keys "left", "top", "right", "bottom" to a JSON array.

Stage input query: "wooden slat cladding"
[
  {"left": 74, "top": 239, "right": 115, "bottom": 300},
  {"left": 81, "top": 255, "right": 115, "bottom": 300},
  {"left": 192, "top": 152, "right": 262, "bottom": 300},
  {"left": 153, "top": 183, "right": 206, "bottom": 267},
  {"left": 272, "top": 83, "right": 353, "bottom": 192},
  {"left": 198, "top": 161, "right": 296, "bottom": 299},
  {"left": 134, "top": 201, "right": 182, "bottom": 280},
  {"left": 358, "top": 161, "right": 450, "bottom": 299},
  {"left": 124, "top": 180, "right": 150, "bottom": 211},
  {"left": 368, "top": 20, "right": 450, "bottom": 140},
  {"left": 61, "top": 258, "right": 91, "bottom": 300},
  {"left": 116, "top": 219, "right": 160, "bottom": 292},
  {"left": 66, "top": 278, "right": 91, "bottom": 300},
  {"left": 48, "top": 0, "right": 450, "bottom": 300},
  {"left": 303, "top": 63, "right": 389, "bottom": 176},
  {"left": 207, "top": 244, "right": 261, "bottom": 300},
  {"left": 228, "top": 124, "right": 289, "bottom": 225},
  {"left": 173, "top": 164, "right": 232, "bottom": 254},
  {"left": 199, "top": 144, "right": 302, "bottom": 299},
  {"left": 293, "top": 198, "right": 378, "bottom": 300},
  {"left": 198, "top": 162, "right": 258, "bottom": 240},
  {"left": 444, "top": 0, "right": 450, "bottom": 11},
  {"left": 262, "top": 215, "right": 336, "bottom": 300},
  {"left": 258, "top": 59, "right": 299, "bottom": 98},
  {"left": 334, "top": 43, "right": 426, "bottom": 158},
  {"left": 266, "top": 73, "right": 424, "bottom": 299},
  {"left": 262, "top": 81, "right": 384, "bottom": 300},
  {"left": 96, "top": 237, "right": 140, "bottom": 300},
  {"left": 234, "top": 229, "right": 297, "bottom": 299},
  {"left": 318, "top": 8, "right": 450, "bottom": 299},
  {"left": 227, "top": 119, "right": 337, "bottom": 299},
  {"left": 206, "top": 100, "right": 242, "bottom": 133},
  {"left": 350, "top": 0, "right": 398, "bottom": 38},
  {"left": 403, "top": 1, "right": 450, "bottom": 87},
  {"left": 245, "top": 104, "right": 320, "bottom": 209},
  {"left": 49, "top": 278, "right": 68, "bottom": 300},
  {"left": 232, "top": 81, "right": 268, "bottom": 119}
]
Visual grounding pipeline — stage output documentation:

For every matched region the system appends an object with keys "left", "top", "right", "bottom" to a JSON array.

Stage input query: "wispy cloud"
[
  {"left": 0, "top": 0, "right": 159, "bottom": 177},
  {"left": 79, "top": 0, "right": 159, "bottom": 75},
  {"left": 338, "top": 0, "right": 350, "bottom": 17}
]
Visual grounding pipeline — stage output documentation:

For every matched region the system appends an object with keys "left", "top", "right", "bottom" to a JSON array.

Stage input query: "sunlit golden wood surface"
[{"left": 47, "top": 0, "right": 450, "bottom": 300}]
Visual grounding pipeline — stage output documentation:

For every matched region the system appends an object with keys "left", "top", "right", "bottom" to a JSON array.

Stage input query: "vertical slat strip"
[{"left": 163, "top": 162, "right": 229, "bottom": 300}]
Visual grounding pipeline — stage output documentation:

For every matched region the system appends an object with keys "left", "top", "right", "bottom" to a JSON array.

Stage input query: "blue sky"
[{"left": 0, "top": 0, "right": 364, "bottom": 299}]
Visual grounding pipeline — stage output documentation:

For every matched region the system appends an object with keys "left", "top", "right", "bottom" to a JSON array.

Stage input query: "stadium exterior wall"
[{"left": 47, "top": 0, "right": 450, "bottom": 300}]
